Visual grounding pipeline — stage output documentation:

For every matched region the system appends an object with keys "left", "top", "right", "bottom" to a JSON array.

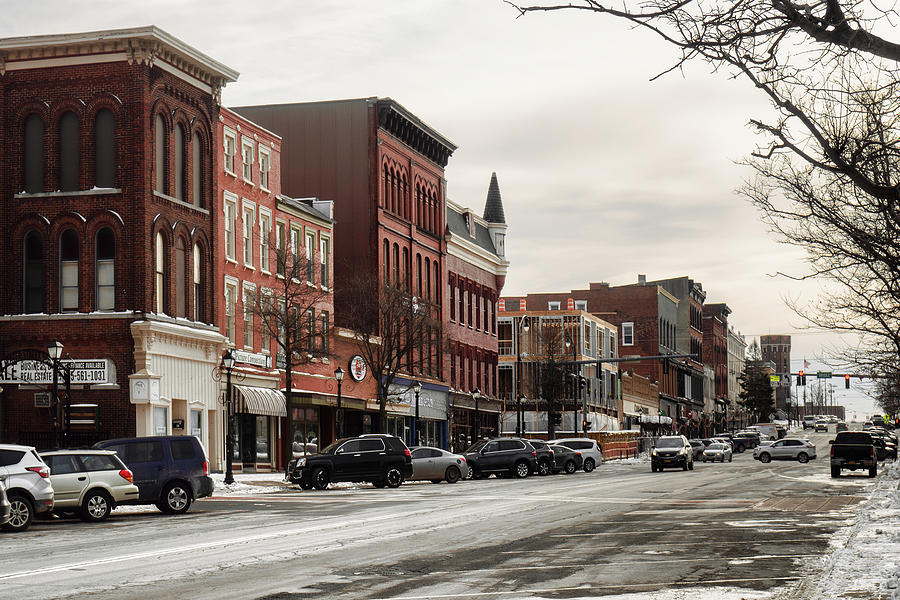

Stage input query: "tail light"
[
  {"left": 460, "top": 457, "right": 466, "bottom": 463},
  {"left": 830, "top": 445, "right": 835, "bottom": 457},
  {"left": 119, "top": 469, "right": 134, "bottom": 483},
  {"left": 870, "top": 447, "right": 875, "bottom": 458},
  {"left": 26, "top": 466, "right": 50, "bottom": 479},
  {"left": 404, "top": 449, "right": 411, "bottom": 458},
  {"left": 202, "top": 460, "right": 209, "bottom": 476},
  {"left": 549, "top": 449, "right": 554, "bottom": 455},
  {"left": 531, "top": 450, "right": 537, "bottom": 457},
  {"left": 575, "top": 452, "right": 582, "bottom": 456}
]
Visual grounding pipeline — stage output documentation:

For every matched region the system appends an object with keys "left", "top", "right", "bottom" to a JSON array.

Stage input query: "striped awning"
[{"left": 233, "top": 385, "right": 287, "bottom": 417}]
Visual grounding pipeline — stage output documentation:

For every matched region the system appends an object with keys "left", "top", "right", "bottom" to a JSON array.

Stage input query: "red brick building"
[
  {"left": 446, "top": 173, "right": 509, "bottom": 451},
  {"left": 0, "top": 27, "right": 237, "bottom": 462},
  {"left": 232, "top": 99, "right": 456, "bottom": 447},
  {"left": 702, "top": 302, "right": 731, "bottom": 431},
  {"left": 761, "top": 334, "right": 792, "bottom": 413}
]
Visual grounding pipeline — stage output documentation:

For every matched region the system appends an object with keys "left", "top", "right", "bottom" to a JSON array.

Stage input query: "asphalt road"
[{"left": 0, "top": 430, "right": 880, "bottom": 600}]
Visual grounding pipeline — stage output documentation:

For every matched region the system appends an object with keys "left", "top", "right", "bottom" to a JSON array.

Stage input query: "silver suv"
[
  {"left": 40, "top": 450, "right": 139, "bottom": 522},
  {"left": 553, "top": 438, "right": 602, "bottom": 472},
  {"left": 0, "top": 444, "right": 55, "bottom": 532}
]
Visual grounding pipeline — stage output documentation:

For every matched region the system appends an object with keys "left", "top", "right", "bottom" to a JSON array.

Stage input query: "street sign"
[
  {"left": 34, "top": 392, "right": 50, "bottom": 407},
  {"left": 816, "top": 371, "right": 832, "bottom": 379},
  {"left": 0, "top": 359, "right": 109, "bottom": 385}
]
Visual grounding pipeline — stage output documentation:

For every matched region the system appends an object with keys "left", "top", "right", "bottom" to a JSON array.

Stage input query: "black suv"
[
  {"left": 720, "top": 432, "right": 759, "bottom": 453},
  {"left": 650, "top": 435, "right": 694, "bottom": 472},
  {"left": 94, "top": 436, "right": 213, "bottom": 514},
  {"left": 462, "top": 438, "right": 537, "bottom": 479},
  {"left": 526, "top": 439, "right": 556, "bottom": 476},
  {"left": 290, "top": 434, "right": 413, "bottom": 490}
]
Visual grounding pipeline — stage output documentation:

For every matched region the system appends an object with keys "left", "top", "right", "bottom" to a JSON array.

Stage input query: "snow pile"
[
  {"left": 209, "top": 472, "right": 291, "bottom": 496},
  {"left": 802, "top": 459, "right": 900, "bottom": 599},
  {"left": 605, "top": 455, "right": 650, "bottom": 465}
]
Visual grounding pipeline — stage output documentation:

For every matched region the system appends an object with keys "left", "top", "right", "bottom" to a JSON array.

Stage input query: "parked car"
[
  {"left": 553, "top": 438, "right": 602, "bottom": 472},
  {"left": 526, "top": 439, "right": 556, "bottom": 476},
  {"left": 815, "top": 420, "right": 829, "bottom": 433},
  {"left": 830, "top": 431, "right": 877, "bottom": 477},
  {"left": 754, "top": 438, "right": 817, "bottom": 463},
  {"left": 0, "top": 476, "right": 10, "bottom": 527},
  {"left": 803, "top": 415, "right": 817, "bottom": 430},
  {"left": 94, "top": 436, "right": 213, "bottom": 514},
  {"left": 702, "top": 443, "right": 733, "bottom": 463},
  {"left": 719, "top": 432, "right": 757, "bottom": 453},
  {"left": 0, "top": 444, "right": 54, "bottom": 532},
  {"left": 39, "top": 450, "right": 139, "bottom": 522},
  {"left": 408, "top": 446, "right": 469, "bottom": 483},
  {"left": 710, "top": 437, "right": 733, "bottom": 450},
  {"left": 650, "top": 436, "right": 694, "bottom": 472},
  {"left": 836, "top": 422, "right": 849, "bottom": 433},
  {"left": 462, "top": 438, "right": 537, "bottom": 479},
  {"left": 688, "top": 439, "right": 707, "bottom": 460},
  {"left": 868, "top": 433, "right": 897, "bottom": 461},
  {"left": 548, "top": 445, "right": 583, "bottom": 474},
  {"left": 290, "top": 434, "right": 413, "bottom": 489}
]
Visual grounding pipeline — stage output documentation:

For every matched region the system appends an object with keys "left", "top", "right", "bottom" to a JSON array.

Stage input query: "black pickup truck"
[{"left": 830, "top": 431, "right": 877, "bottom": 478}]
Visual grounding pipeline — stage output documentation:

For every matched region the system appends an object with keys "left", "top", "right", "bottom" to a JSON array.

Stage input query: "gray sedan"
[{"left": 409, "top": 447, "right": 470, "bottom": 483}]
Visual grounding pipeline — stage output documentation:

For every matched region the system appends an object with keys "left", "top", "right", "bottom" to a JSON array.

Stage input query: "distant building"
[
  {"left": 727, "top": 326, "right": 747, "bottom": 425},
  {"left": 702, "top": 303, "right": 731, "bottom": 432},
  {"left": 761, "top": 334, "right": 792, "bottom": 412}
]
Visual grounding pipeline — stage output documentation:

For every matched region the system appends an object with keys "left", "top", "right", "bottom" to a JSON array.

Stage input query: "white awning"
[
  {"left": 233, "top": 385, "right": 287, "bottom": 417},
  {"left": 640, "top": 415, "right": 673, "bottom": 425}
]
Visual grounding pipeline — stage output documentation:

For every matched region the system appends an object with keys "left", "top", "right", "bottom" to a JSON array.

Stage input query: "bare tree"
[
  {"left": 337, "top": 270, "right": 444, "bottom": 433},
  {"left": 533, "top": 317, "right": 569, "bottom": 439},
  {"left": 247, "top": 234, "right": 331, "bottom": 475},
  {"left": 738, "top": 340, "right": 775, "bottom": 421},
  {"left": 507, "top": 0, "right": 900, "bottom": 376}
]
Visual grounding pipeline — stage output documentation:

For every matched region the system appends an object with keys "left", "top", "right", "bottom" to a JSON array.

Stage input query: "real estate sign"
[{"left": 0, "top": 359, "right": 109, "bottom": 385}]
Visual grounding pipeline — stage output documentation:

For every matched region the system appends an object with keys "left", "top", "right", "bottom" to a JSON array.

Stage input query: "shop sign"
[
  {"left": 349, "top": 355, "right": 367, "bottom": 381},
  {"left": 0, "top": 359, "right": 109, "bottom": 385},
  {"left": 233, "top": 350, "right": 271, "bottom": 369}
]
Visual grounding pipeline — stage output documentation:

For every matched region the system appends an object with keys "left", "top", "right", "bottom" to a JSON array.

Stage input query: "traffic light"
[
  {"left": 582, "top": 420, "right": 592, "bottom": 431},
  {"left": 551, "top": 412, "right": 562, "bottom": 426},
  {"left": 845, "top": 373, "right": 851, "bottom": 389},
  {"left": 797, "top": 370, "right": 803, "bottom": 386}
]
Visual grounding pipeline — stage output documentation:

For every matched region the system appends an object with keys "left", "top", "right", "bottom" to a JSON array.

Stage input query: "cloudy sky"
[{"left": 3, "top": 1, "right": 878, "bottom": 415}]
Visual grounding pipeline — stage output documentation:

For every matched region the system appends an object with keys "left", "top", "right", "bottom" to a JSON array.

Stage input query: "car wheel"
[
  {"left": 445, "top": 466, "right": 461, "bottom": 484},
  {"left": 736, "top": 445, "right": 745, "bottom": 453},
  {"left": 385, "top": 467, "right": 403, "bottom": 488},
  {"left": 299, "top": 479, "right": 313, "bottom": 490},
  {"left": 2, "top": 494, "right": 34, "bottom": 532},
  {"left": 563, "top": 460, "right": 577, "bottom": 474},
  {"left": 159, "top": 482, "right": 193, "bottom": 514},
  {"left": 797, "top": 452, "right": 809, "bottom": 464},
  {"left": 831, "top": 466, "right": 841, "bottom": 478},
  {"left": 430, "top": 479, "right": 443, "bottom": 484},
  {"left": 462, "top": 467, "right": 474, "bottom": 480},
  {"left": 728, "top": 455, "right": 732, "bottom": 462},
  {"left": 537, "top": 459, "right": 551, "bottom": 476},
  {"left": 312, "top": 467, "right": 330, "bottom": 490},
  {"left": 514, "top": 460, "right": 530, "bottom": 479},
  {"left": 80, "top": 489, "right": 112, "bottom": 523},
  {"left": 688, "top": 460, "right": 694, "bottom": 471},
  {"left": 869, "top": 465, "right": 878, "bottom": 478},
  {"left": 583, "top": 458, "right": 596, "bottom": 473},
  {"left": 758, "top": 453, "right": 771, "bottom": 464},
  {"left": 651, "top": 465, "right": 657, "bottom": 472}
]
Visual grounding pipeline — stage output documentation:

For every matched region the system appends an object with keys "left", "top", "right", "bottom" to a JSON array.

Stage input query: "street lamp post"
[
  {"left": 472, "top": 388, "right": 481, "bottom": 443},
  {"left": 334, "top": 367, "right": 344, "bottom": 439},
  {"left": 516, "top": 316, "right": 529, "bottom": 437},
  {"left": 47, "top": 340, "right": 63, "bottom": 449},
  {"left": 517, "top": 394, "right": 525, "bottom": 437},
  {"left": 223, "top": 349, "right": 236, "bottom": 485},
  {"left": 413, "top": 381, "right": 422, "bottom": 446}
]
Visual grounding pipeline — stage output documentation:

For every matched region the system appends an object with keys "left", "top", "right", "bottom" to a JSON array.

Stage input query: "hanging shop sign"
[
  {"left": 0, "top": 359, "right": 109, "bottom": 385},
  {"left": 349, "top": 355, "right": 367, "bottom": 381}
]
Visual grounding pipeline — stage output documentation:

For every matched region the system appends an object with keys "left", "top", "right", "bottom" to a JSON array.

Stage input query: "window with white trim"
[
  {"left": 290, "top": 226, "right": 301, "bottom": 280},
  {"left": 242, "top": 202, "right": 255, "bottom": 267},
  {"left": 223, "top": 128, "right": 237, "bottom": 175},
  {"left": 224, "top": 194, "right": 237, "bottom": 261},
  {"left": 258, "top": 147, "right": 271, "bottom": 191},
  {"left": 574, "top": 300, "right": 587, "bottom": 311},
  {"left": 260, "top": 287, "right": 273, "bottom": 354},
  {"left": 243, "top": 283, "right": 255, "bottom": 349},
  {"left": 241, "top": 138, "right": 254, "bottom": 182},
  {"left": 622, "top": 322, "right": 634, "bottom": 346},
  {"left": 275, "top": 220, "right": 286, "bottom": 277},
  {"left": 259, "top": 210, "right": 271, "bottom": 273},
  {"left": 548, "top": 301, "right": 561, "bottom": 311},
  {"left": 319, "top": 236, "right": 330, "bottom": 288},
  {"left": 305, "top": 231, "right": 316, "bottom": 284},
  {"left": 224, "top": 278, "right": 238, "bottom": 344}
]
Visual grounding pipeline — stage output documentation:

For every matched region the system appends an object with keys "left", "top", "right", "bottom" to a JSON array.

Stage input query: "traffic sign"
[{"left": 816, "top": 371, "right": 832, "bottom": 379}]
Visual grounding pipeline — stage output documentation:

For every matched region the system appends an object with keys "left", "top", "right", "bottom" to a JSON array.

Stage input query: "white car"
[
  {"left": 553, "top": 438, "right": 602, "bottom": 472},
  {"left": 754, "top": 438, "right": 817, "bottom": 463},
  {"left": 0, "top": 444, "right": 55, "bottom": 532},
  {"left": 40, "top": 450, "right": 139, "bottom": 522}
]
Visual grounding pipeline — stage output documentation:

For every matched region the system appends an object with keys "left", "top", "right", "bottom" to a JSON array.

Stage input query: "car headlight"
[
  {"left": 679, "top": 448, "right": 686, "bottom": 455},
  {"left": 651, "top": 449, "right": 658, "bottom": 456},
  {"left": 295, "top": 457, "right": 306, "bottom": 468}
]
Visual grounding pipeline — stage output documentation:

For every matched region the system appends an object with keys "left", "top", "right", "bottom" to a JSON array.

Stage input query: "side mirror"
[{"left": 828, "top": 440, "right": 834, "bottom": 444}]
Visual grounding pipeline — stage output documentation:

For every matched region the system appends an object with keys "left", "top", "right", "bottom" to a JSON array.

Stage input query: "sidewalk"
[{"left": 209, "top": 472, "right": 293, "bottom": 496}]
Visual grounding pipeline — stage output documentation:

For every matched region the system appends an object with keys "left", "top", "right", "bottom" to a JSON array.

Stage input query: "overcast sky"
[{"left": 3, "top": 1, "right": 879, "bottom": 415}]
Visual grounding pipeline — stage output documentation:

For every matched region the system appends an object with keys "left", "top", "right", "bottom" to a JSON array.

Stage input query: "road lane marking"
[{"left": 500, "top": 537, "right": 816, "bottom": 551}]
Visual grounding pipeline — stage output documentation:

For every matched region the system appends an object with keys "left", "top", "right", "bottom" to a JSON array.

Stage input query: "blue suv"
[{"left": 94, "top": 436, "right": 213, "bottom": 514}]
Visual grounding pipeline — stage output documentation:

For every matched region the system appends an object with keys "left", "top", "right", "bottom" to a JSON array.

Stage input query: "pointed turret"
[{"left": 483, "top": 172, "right": 506, "bottom": 224}]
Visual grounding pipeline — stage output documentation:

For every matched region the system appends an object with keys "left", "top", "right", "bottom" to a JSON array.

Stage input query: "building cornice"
[{"left": 447, "top": 234, "right": 509, "bottom": 276}]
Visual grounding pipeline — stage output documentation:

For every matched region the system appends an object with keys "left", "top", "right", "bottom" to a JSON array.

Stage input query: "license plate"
[{"left": 847, "top": 461, "right": 856, "bottom": 465}]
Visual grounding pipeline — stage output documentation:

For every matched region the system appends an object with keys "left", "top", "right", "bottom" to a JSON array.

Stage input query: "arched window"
[
  {"left": 24, "top": 230, "right": 45, "bottom": 313},
  {"left": 382, "top": 165, "right": 389, "bottom": 208},
  {"left": 433, "top": 261, "right": 440, "bottom": 305},
  {"left": 155, "top": 232, "right": 166, "bottom": 314},
  {"left": 175, "top": 236, "right": 187, "bottom": 318},
  {"left": 193, "top": 243, "right": 203, "bottom": 322},
  {"left": 95, "top": 109, "right": 116, "bottom": 188},
  {"left": 24, "top": 114, "right": 45, "bottom": 194},
  {"left": 392, "top": 243, "right": 400, "bottom": 285},
  {"left": 192, "top": 131, "right": 202, "bottom": 207},
  {"left": 401, "top": 174, "right": 408, "bottom": 219},
  {"left": 425, "top": 257, "right": 431, "bottom": 302},
  {"left": 174, "top": 124, "right": 185, "bottom": 201},
  {"left": 59, "top": 112, "right": 80, "bottom": 192},
  {"left": 402, "top": 247, "right": 409, "bottom": 289},
  {"left": 59, "top": 229, "right": 79, "bottom": 312},
  {"left": 154, "top": 114, "right": 166, "bottom": 194},
  {"left": 416, "top": 253, "right": 422, "bottom": 297},
  {"left": 95, "top": 228, "right": 115, "bottom": 311},
  {"left": 383, "top": 239, "right": 390, "bottom": 285}
]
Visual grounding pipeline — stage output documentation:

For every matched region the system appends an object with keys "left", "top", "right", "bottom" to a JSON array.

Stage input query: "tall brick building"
[
  {"left": 702, "top": 302, "right": 730, "bottom": 431},
  {"left": 0, "top": 27, "right": 237, "bottom": 463},
  {"left": 232, "top": 99, "right": 457, "bottom": 446},
  {"left": 761, "top": 334, "right": 792, "bottom": 413}
]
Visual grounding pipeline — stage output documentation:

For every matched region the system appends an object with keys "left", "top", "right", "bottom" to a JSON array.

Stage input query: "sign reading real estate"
[{"left": 0, "top": 359, "right": 109, "bottom": 385}]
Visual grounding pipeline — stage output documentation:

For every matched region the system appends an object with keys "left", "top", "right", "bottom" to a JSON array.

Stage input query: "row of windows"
[
  {"left": 154, "top": 114, "right": 207, "bottom": 208},
  {"left": 223, "top": 128, "right": 271, "bottom": 190},
  {"left": 153, "top": 232, "right": 207, "bottom": 322},
  {"left": 23, "top": 109, "right": 116, "bottom": 193},
  {"left": 449, "top": 347, "right": 498, "bottom": 398},
  {"left": 449, "top": 278, "right": 497, "bottom": 335},
  {"left": 380, "top": 163, "right": 441, "bottom": 236},
  {"left": 382, "top": 239, "right": 440, "bottom": 305},
  {"left": 22, "top": 228, "right": 116, "bottom": 313}
]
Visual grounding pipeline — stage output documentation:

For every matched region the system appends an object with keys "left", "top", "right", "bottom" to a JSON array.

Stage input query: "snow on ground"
[
  {"left": 209, "top": 471, "right": 292, "bottom": 496},
  {"left": 797, "top": 458, "right": 900, "bottom": 599},
  {"left": 528, "top": 588, "right": 774, "bottom": 600},
  {"left": 605, "top": 456, "right": 650, "bottom": 465}
]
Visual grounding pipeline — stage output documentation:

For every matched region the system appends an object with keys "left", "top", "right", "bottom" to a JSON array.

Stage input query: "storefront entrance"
[{"left": 235, "top": 414, "right": 273, "bottom": 469}]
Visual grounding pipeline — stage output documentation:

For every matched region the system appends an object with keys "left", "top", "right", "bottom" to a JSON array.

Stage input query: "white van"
[
  {"left": 803, "top": 415, "right": 817, "bottom": 430},
  {"left": 747, "top": 423, "right": 779, "bottom": 439}
]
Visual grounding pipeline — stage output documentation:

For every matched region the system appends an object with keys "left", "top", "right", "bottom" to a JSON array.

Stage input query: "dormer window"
[{"left": 495, "top": 233, "right": 505, "bottom": 257}]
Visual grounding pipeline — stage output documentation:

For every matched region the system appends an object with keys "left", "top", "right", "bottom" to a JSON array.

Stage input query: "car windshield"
[
  {"left": 319, "top": 439, "right": 351, "bottom": 455},
  {"left": 708, "top": 444, "right": 725, "bottom": 450},
  {"left": 656, "top": 438, "right": 683, "bottom": 449},
  {"left": 465, "top": 441, "right": 487, "bottom": 453}
]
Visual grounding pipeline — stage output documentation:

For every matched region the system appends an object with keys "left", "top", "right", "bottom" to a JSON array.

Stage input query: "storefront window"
[
  {"left": 153, "top": 406, "right": 168, "bottom": 436},
  {"left": 292, "top": 407, "right": 320, "bottom": 455},
  {"left": 255, "top": 416, "right": 269, "bottom": 463},
  {"left": 190, "top": 409, "right": 202, "bottom": 437}
]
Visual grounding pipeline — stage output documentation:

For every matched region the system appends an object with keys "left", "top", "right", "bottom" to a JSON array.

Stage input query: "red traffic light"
[
  {"left": 798, "top": 370, "right": 804, "bottom": 377},
  {"left": 845, "top": 373, "right": 851, "bottom": 389}
]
